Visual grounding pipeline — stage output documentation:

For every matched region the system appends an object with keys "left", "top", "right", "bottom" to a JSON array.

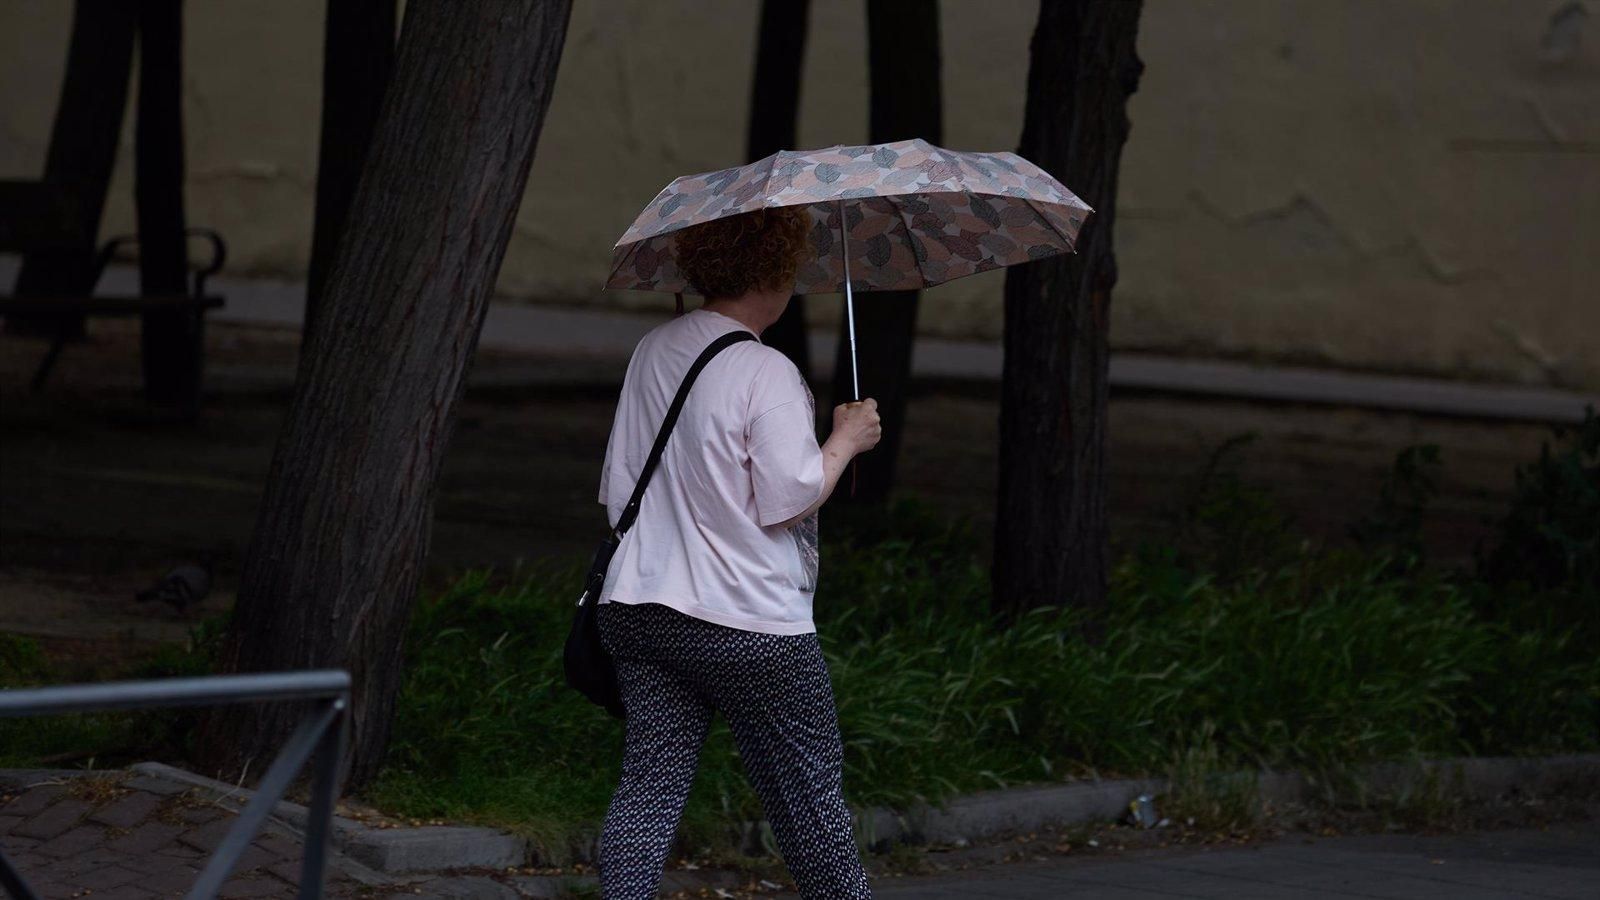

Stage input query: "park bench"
[
  {"left": 1, "top": 226, "right": 227, "bottom": 393},
  {"left": 2, "top": 0, "right": 223, "bottom": 414}
]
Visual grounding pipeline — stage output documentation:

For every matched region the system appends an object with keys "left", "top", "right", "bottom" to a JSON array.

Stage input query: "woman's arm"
[{"left": 773, "top": 399, "right": 881, "bottom": 529}]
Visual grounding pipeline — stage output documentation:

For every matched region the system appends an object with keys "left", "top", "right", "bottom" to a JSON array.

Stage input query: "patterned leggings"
[{"left": 596, "top": 600, "right": 873, "bottom": 900}]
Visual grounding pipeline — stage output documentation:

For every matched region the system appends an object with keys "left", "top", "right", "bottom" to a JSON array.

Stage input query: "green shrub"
[
  {"left": 1349, "top": 443, "right": 1443, "bottom": 565},
  {"left": 1476, "top": 406, "right": 1599, "bottom": 638},
  {"left": 0, "top": 632, "right": 51, "bottom": 685},
  {"left": 1158, "top": 432, "right": 1305, "bottom": 583}
]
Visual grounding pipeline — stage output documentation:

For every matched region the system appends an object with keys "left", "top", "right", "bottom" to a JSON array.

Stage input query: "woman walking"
[{"left": 595, "top": 206, "right": 880, "bottom": 899}]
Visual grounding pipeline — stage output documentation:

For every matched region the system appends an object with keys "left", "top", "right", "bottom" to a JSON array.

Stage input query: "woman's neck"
[{"left": 702, "top": 289, "right": 789, "bottom": 335}]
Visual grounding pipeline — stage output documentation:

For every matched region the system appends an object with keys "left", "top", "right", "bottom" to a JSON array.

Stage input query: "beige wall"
[{"left": 3, "top": 1, "right": 1596, "bottom": 389}]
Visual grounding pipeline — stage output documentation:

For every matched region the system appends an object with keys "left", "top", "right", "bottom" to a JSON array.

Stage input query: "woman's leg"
[
  {"left": 598, "top": 608, "right": 714, "bottom": 900},
  {"left": 711, "top": 635, "right": 872, "bottom": 899}
]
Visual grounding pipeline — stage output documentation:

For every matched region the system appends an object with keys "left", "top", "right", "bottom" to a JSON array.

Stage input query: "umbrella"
[{"left": 606, "top": 138, "right": 1093, "bottom": 399}]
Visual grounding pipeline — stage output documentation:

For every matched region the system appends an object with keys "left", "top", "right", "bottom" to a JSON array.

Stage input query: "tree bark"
[
  {"left": 992, "top": 0, "right": 1143, "bottom": 622},
  {"left": 304, "top": 0, "right": 396, "bottom": 344},
  {"left": 746, "top": 0, "right": 811, "bottom": 377},
  {"left": 134, "top": 0, "right": 198, "bottom": 417},
  {"left": 5, "top": 0, "right": 136, "bottom": 339},
  {"left": 195, "top": 0, "right": 574, "bottom": 789},
  {"left": 830, "top": 0, "right": 942, "bottom": 503}
]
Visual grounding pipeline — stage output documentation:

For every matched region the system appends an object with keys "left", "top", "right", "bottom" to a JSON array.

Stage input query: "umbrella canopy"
[{"left": 606, "top": 138, "right": 1093, "bottom": 296}]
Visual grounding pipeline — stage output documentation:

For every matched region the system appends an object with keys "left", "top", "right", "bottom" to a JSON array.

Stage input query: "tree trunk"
[
  {"left": 304, "top": 0, "right": 396, "bottom": 344},
  {"left": 746, "top": 0, "right": 811, "bottom": 376},
  {"left": 6, "top": 0, "right": 136, "bottom": 339},
  {"left": 992, "top": 0, "right": 1143, "bottom": 622},
  {"left": 195, "top": 0, "right": 574, "bottom": 789},
  {"left": 830, "top": 0, "right": 942, "bottom": 503},
  {"left": 134, "top": 0, "right": 198, "bottom": 417}
]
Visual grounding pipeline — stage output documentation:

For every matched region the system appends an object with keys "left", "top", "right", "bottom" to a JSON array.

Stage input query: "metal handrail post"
[
  {"left": 298, "top": 695, "right": 348, "bottom": 900},
  {"left": 184, "top": 703, "right": 341, "bottom": 900},
  {"left": 0, "top": 850, "right": 40, "bottom": 900},
  {"left": 0, "top": 671, "right": 352, "bottom": 900}
]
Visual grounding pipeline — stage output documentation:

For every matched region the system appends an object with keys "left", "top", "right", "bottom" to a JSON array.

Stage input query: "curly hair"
[{"left": 672, "top": 207, "right": 810, "bottom": 299}]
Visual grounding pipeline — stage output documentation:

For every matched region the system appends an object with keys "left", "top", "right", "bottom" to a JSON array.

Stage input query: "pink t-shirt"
[{"left": 597, "top": 308, "right": 825, "bottom": 635}]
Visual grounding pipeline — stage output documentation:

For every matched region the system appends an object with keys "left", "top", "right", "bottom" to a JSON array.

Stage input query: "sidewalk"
[{"left": 67, "top": 263, "right": 1597, "bottom": 424}]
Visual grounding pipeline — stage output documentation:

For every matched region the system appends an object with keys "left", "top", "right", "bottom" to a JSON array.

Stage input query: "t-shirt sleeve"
[{"left": 746, "top": 352, "right": 825, "bottom": 527}]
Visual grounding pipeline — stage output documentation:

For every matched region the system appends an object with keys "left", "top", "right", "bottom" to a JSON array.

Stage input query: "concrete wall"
[{"left": 2, "top": 1, "right": 1596, "bottom": 389}]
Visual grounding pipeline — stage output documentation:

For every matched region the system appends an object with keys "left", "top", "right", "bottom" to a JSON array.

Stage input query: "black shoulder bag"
[{"left": 564, "top": 330, "right": 757, "bottom": 717}]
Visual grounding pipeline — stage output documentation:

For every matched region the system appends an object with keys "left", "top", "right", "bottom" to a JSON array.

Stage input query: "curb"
[
  {"left": 121, "top": 752, "right": 1600, "bottom": 875},
  {"left": 859, "top": 776, "right": 1167, "bottom": 848},
  {"left": 130, "top": 762, "right": 528, "bottom": 874},
  {"left": 1332, "top": 754, "right": 1600, "bottom": 803},
  {"left": 861, "top": 753, "right": 1600, "bottom": 849}
]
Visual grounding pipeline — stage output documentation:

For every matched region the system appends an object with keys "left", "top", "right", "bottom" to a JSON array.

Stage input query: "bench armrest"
[{"left": 94, "top": 227, "right": 228, "bottom": 296}]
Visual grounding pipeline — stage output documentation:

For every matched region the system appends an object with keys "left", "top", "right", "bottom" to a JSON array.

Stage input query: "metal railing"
[{"left": 0, "top": 671, "right": 350, "bottom": 900}]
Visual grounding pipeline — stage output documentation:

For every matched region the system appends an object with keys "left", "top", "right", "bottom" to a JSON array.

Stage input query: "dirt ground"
[{"left": 0, "top": 319, "right": 1563, "bottom": 672}]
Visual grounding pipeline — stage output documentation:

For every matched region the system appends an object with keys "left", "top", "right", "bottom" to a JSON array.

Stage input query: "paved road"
[{"left": 838, "top": 820, "right": 1600, "bottom": 899}]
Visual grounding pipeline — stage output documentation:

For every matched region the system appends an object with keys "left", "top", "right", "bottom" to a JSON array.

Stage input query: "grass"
[
  {"left": 0, "top": 633, "right": 143, "bottom": 768},
  {"left": 0, "top": 622, "right": 219, "bottom": 768},
  {"left": 364, "top": 497, "right": 1599, "bottom": 860},
  {"left": 1162, "top": 728, "right": 1264, "bottom": 834}
]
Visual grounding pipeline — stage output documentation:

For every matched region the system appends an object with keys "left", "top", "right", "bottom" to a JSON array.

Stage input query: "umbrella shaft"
[
  {"left": 845, "top": 286, "right": 859, "bottom": 401},
  {"left": 838, "top": 200, "right": 859, "bottom": 401}
]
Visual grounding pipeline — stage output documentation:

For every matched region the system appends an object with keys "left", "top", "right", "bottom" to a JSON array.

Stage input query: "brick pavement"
[{"left": 0, "top": 772, "right": 354, "bottom": 900}]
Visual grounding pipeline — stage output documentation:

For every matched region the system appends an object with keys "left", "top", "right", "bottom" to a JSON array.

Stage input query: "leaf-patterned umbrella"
[{"left": 606, "top": 138, "right": 1093, "bottom": 398}]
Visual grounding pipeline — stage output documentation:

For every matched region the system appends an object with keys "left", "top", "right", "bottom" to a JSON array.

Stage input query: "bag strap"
[{"left": 613, "top": 330, "right": 756, "bottom": 536}]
